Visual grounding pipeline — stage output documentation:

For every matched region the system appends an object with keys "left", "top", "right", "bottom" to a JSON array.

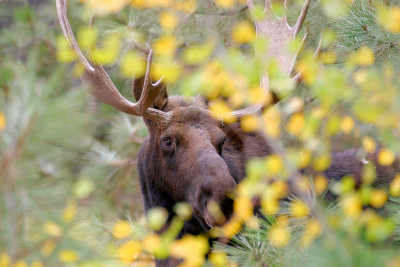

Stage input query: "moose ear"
[{"left": 133, "top": 76, "right": 168, "bottom": 110}]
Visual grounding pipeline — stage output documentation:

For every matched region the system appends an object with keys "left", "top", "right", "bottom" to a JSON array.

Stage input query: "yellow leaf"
[
  {"left": 390, "top": 174, "right": 400, "bottom": 197},
  {"left": 285, "top": 112, "right": 304, "bottom": 137},
  {"left": 58, "top": 250, "right": 79, "bottom": 263},
  {"left": 362, "top": 136, "right": 376, "bottom": 153},
  {"left": 85, "top": 0, "right": 129, "bottom": 14},
  {"left": 43, "top": 221, "right": 62, "bottom": 237},
  {"left": 340, "top": 116, "right": 354, "bottom": 134},
  {"left": 209, "top": 251, "right": 228, "bottom": 267},
  {"left": 0, "top": 252, "right": 10, "bottom": 267},
  {"left": 261, "top": 194, "right": 279, "bottom": 215},
  {"left": 120, "top": 51, "right": 146, "bottom": 78},
  {"left": 174, "top": 0, "right": 197, "bottom": 13},
  {"left": 169, "top": 235, "right": 209, "bottom": 267},
  {"left": 320, "top": 51, "right": 337, "bottom": 64},
  {"left": 0, "top": 112, "right": 6, "bottom": 131},
  {"left": 62, "top": 201, "right": 77, "bottom": 223},
  {"left": 91, "top": 35, "right": 121, "bottom": 65},
  {"left": 314, "top": 175, "right": 328, "bottom": 195},
  {"left": 221, "top": 215, "right": 242, "bottom": 238},
  {"left": 378, "top": 148, "right": 395, "bottom": 166},
  {"left": 231, "top": 21, "right": 255, "bottom": 44},
  {"left": 234, "top": 195, "right": 253, "bottom": 221},
  {"left": 370, "top": 189, "right": 387, "bottom": 208},
  {"left": 77, "top": 27, "right": 98, "bottom": 50},
  {"left": 355, "top": 46, "right": 374, "bottom": 67},
  {"left": 266, "top": 154, "right": 283, "bottom": 176},
  {"left": 290, "top": 199, "right": 309, "bottom": 218},
  {"left": 268, "top": 224, "right": 290, "bottom": 247},
  {"left": 12, "top": 261, "right": 27, "bottom": 267},
  {"left": 142, "top": 234, "right": 162, "bottom": 254},
  {"left": 153, "top": 35, "right": 176, "bottom": 55},
  {"left": 263, "top": 107, "right": 281, "bottom": 138},
  {"left": 147, "top": 207, "right": 168, "bottom": 231},
  {"left": 297, "top": 149, "right": 311, "bottom": 168},
  {"left": 159, "top": 11, "right": 178, "bottom": 30},
  {"left": 215, "top": 0, "right": 235, "bottom": 8},
  {"left": 41, "top": 240, "right": 56, "bottom": 256},
  {"left": 182, "top": 41, "right": 214, "bottom": 65},
  {"left": 341, "top": 193, "right": 362, "bottom": 218},
  {"left": 117, "top": 241, "right": 141, "bottom": 263},
  {"left": 31, "top": 260, "right": 44, "bottom": 267},
  {"left": 209, "top": 100, "right": 236, "bottom": 124},
  {"left": 112, "top": 220, "right": 132, "bottom": 239},
  {"left": 241, "top": 115, "right": 259, "bottom": 132},
  {"left": 272, "top": 180, "right": 288, "bottom": 198},
  {"left": 300, "top": 219, "right": 322, "bottom": 247},
  {"left": 378, "top": 6, "right": 400, "bottom": 33},
  {"left": 56, "top": 35, "right": 76, "bottom": 63},
  {"left": 313, "top": 154, "right": 331, "bottom": 172}
]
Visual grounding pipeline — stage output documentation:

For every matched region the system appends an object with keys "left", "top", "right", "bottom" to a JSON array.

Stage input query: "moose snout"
[{"left": 195, "top": 176, "right": 236, "bottom": 228}]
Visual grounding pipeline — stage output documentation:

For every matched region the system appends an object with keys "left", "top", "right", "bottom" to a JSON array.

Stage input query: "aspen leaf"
[
  {"left": 58, "top": 250, "right": 79, "bottom": 263},
  {"left": 209, "top": 100, "right": 236, "bottom": 124},
  {"left": 56, "top": 35, "right": 76, "bottom": 63},
  {"left": 215, "top": 0, "right": 235, "bottom": 8},
  {"left": 234, "top": 195, "right": 253, "bottom": 221},
  {"left": 31, "top": 261, "right": 44, "bottom": 267},
  {"left": 153, "top": 35, "right": 176, "bottom": 55},
  {"left": 314, "top": 175, "right": 328, "bottom": 195},
  {"left": 290, "top": 199, "right": 309, "bottom": 218},
  {"left": 355, "top": 46, "right": 375, "bottom": 66},
  {"left": 313, "top": 154, "right": 331, "bottom": 172},
  {"left": 268, "top": 224, "right": 290, "bottom": 247},
  {"left": 12, "top": 261, "right": 27, "bottom": 267},
  {"left": 84, "top": 0, "right": 128, "bottom": 14},
  {"left": 300, "top": 219, "right": 322, "bottom": 247},
  {"left": 159, "top": 11, "right": 178, "bottom": 30},
  {"left": 378, "top": 148, "right": 395, "bottom": 166},
  {"left": 0, "top": 112, "right": 6, "bottom": 131},
  {"left": 183, "top": 41, "right": 214, "bottom": 65},
  {"left": 231, "top": 21, "right": 255, "bottom": 44},
  {"left": 285, "top": 113, "right": 304, "bottom": 137},
  {"left": 117, "top": 241, "right": 141, "bottom": 263},
  {"left": 147, "top": 207, "right": 168, "bottom": 231},
  {"left": 62, "top": 201, "right": 77, "bottom": 223},
  {"left": 120, "top": 51, "right": 146, "bottom": 78},
  {"left": 41, "top": 240, "right": 56, "bottom": 256},
  {"left": 112, "top": 220, "right": 132, "bottom": 239},
  {"left": 341, "top": 116, "right": 354, "bottom": 134},
  {"left": 362, "top": 136, "right": 376, "bottom": 153},
  {"left": 74, "top": 178, "right": 95, "bottom": 199},
  {"left": 378, "top": 6, "right": 400, "bottom": 33},
  {"left": 44, "top": 221, "right": 62, "bottom": 237},
  {"left": 209, "top": 252, "right": 228, "bottom": 267},
  {"left": 0, "top": 252, "right": 10, "bottom": 267},
  {"left": 370, "top": 189, "right": 387, "bottom": 208},
  {"left": 341, "top": 193, "right": 362, "bottom": 218},
  {"left": 390, "top": 174, "right": 400, "bottom": 197},
  {"left": 241, "top": 115, "right": 259, "bottom": 132},
  {"left": 78, "top": 27, "right": 98, "bottom": 50}
]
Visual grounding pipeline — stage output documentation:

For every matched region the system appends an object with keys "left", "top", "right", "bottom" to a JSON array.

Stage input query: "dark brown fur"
[{"left": 135, "top": 89, "right": 398, "bottom": 267}]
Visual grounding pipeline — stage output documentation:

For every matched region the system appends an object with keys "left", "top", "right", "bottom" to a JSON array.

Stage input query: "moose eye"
[
  {"left": 217, "top": 138, "right": 226, "bottom": 155},
  {"left": 161, "top": 137, "right": 175, "bottom": 152}
]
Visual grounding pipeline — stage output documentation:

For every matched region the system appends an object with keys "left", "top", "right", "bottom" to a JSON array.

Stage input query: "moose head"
[{"left": 56, "top": 0, "right": 311, "bottom": 233}]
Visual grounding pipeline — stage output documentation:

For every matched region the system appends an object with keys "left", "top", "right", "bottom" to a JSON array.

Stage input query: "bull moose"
[{"left": 56, "top": 0, "right": 399, "bottom": 266}]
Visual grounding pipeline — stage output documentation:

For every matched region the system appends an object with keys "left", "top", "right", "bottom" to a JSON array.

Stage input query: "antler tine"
[
  {"left": 56, "top": 0, "right": 173, "bottom": 127},
  {"left": 293, "top": 0, "right": 311, "bottom": 35},
  {"left": 218, "top": 0, "right": 312, "bottom": 120}
]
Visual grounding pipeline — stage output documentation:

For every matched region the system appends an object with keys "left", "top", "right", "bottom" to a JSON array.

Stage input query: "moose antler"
[
  {"left": 221, "top": 0, "right": 311, "bottom": 119},
  {"left": 56, "top": 0, "right": 173, "bottom": 127}
]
